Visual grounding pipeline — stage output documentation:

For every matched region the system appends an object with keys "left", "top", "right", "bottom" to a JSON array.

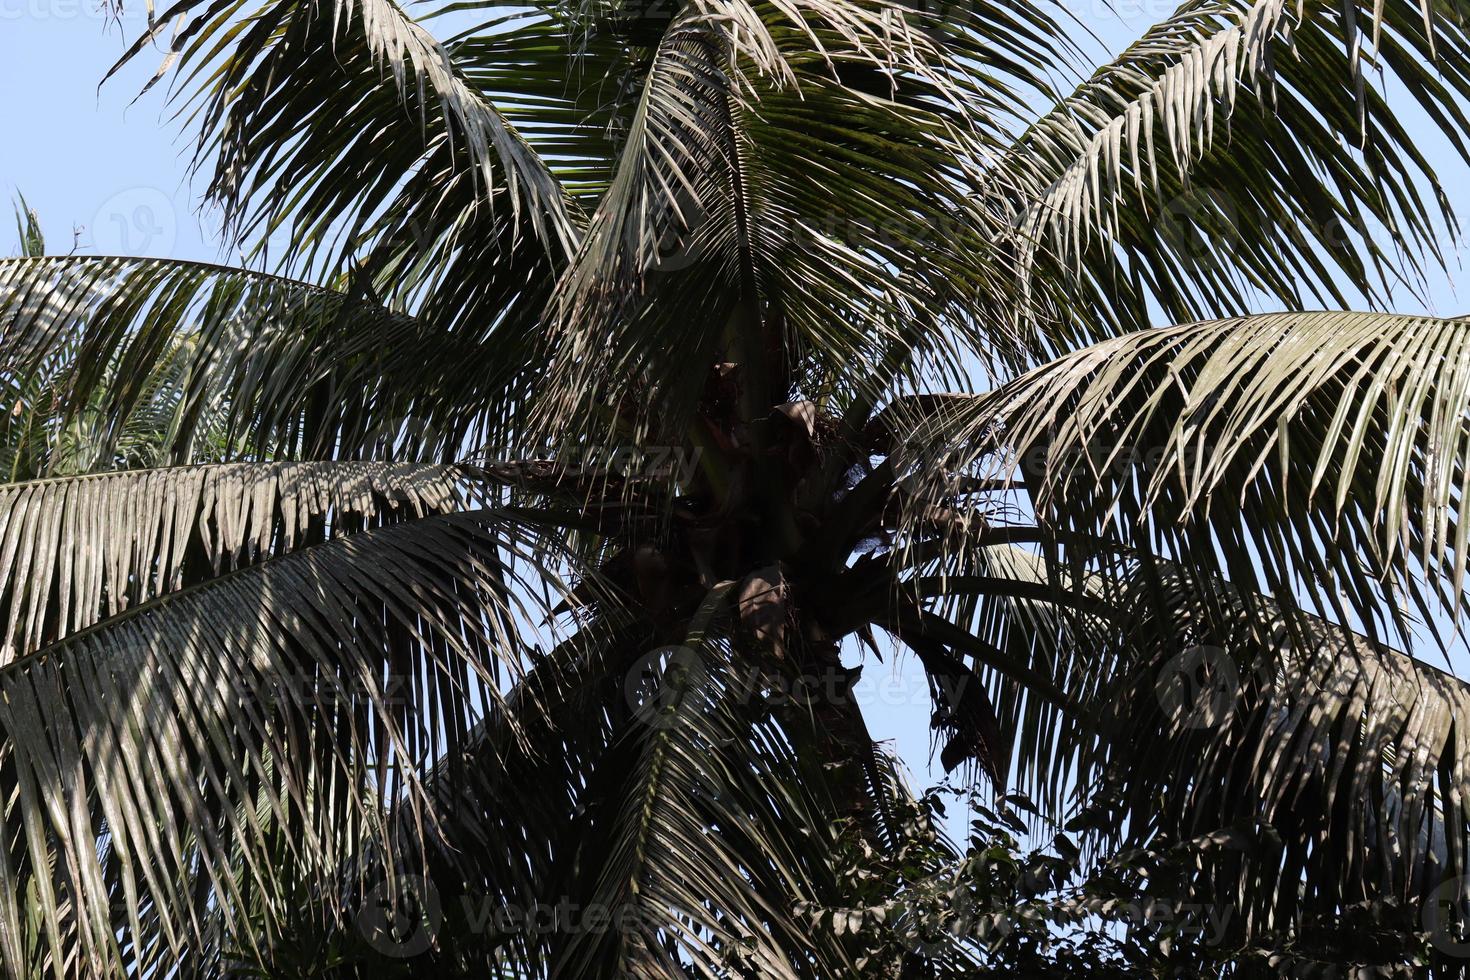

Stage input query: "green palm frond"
[
  {"left": 918, "top": 542, "right": 1470, "bottom": 953},
  {"left": 0, "top": 462, "right": 466, "bottom": 660},
  {"left": 0, "top": 510, "right": 587, "bottom": 978},
  {"left": 0, "top": 257, "right": 504, "bottom": 462},
  {"left": 902, "top": 311, "right": 1470, "bottom": 644},
  {"left": 1105, "top": 568, "right": 1470, "bottom": 939},
  {"left": 532, "top": 0, "right": 1026, "bottom": 442},
  {"left": 10, "top": 194, "right": 42, "bottom": 259},
  {"left": 992, "top": 0, "right": 1470, "bottom": 348},
  {"left": 552, "top": 585, "right": 854, "bottom": 977},
  {"left": 441, "top": 4, "right": 644, "bottom": 210},
  {"left": 116, "top": 0, "right": 576, "bottom": 257},
  {"left": 882, "top": 541, "right": 1108, "bottom": 819},
  {"left": 109, "top": 0, "right": 575, "bottom": 388}
]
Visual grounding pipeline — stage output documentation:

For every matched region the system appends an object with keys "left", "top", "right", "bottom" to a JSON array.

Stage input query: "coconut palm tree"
[{"left": 8, "top": 0, "right": 1470, "bottom": 974}]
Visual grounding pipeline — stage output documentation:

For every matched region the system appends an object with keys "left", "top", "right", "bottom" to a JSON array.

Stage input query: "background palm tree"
[{"left": 7, "top": 0, "right": 1470, "bottom": 975}]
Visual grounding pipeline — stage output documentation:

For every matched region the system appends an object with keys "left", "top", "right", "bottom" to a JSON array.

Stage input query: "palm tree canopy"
[{"left": 9, "top": 0, "right": 1470, "bottom": 976}]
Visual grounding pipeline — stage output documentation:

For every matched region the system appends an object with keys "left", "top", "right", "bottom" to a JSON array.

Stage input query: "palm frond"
[
  {"left": 10, "top": 194, "right": 42, "bottom": 259},
  {"left": 0, "top": 461, "right": 465, "bottom": 661},
  {"left": 553, "top": 584, "right": 854, "bottom": 978},
  {"left": 440, "top": 4, "right": 644, "bottom": 211},
  {"left": 1101, "top": 566, "right": 1470, "bottom": 945},
  {"left": 106, "top": 0, "right": 577, "bottom": 404},
  {"left": 0, "top": 257, "right": 499, "bottom": 462},
  {"left": 394, "top": 624, "right": 641, "bottom": 972},
  {"left": 115, "top": 0, "right": 576, "bottom": 257},
  {"left": 992, "top": 0, "right": 1470, "bottom": 349},
  {"left": 0, "top": 509, "right": 586, "bottom": 978},
  {"left": 925, "top": 542, "right": 1470, "bottom": 956},
  {"left": 533, "top": 0, "right": 1024, "bottom": 442},
  {"left": 901, "top": 310, "right": 1470, "bottom": 643},
  {"left": 36, "top": 1, "right": 1470, "bottom": 973}
]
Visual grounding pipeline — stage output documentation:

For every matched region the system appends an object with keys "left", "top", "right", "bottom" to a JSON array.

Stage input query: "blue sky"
[
  {"left": 6, "top": 5, "right": 1470, "bottom": 803},
  {"left": 1, "top": 10, "right": 216, "bottom": 258}
]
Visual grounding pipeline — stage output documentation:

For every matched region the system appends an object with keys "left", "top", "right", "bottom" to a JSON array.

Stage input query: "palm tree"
[{"left": 7, "top": 0, "right": 1470, "bottom": 974}]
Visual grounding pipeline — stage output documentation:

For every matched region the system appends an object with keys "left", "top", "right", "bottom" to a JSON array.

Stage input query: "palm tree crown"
[{"left": 7, "top": 0, "right": 1470, "bottom": 975}]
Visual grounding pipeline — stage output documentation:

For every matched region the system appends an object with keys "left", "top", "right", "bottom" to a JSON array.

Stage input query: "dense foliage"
[{"left": 8, "top": 0, "right": 1470, "bottom": 974}]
